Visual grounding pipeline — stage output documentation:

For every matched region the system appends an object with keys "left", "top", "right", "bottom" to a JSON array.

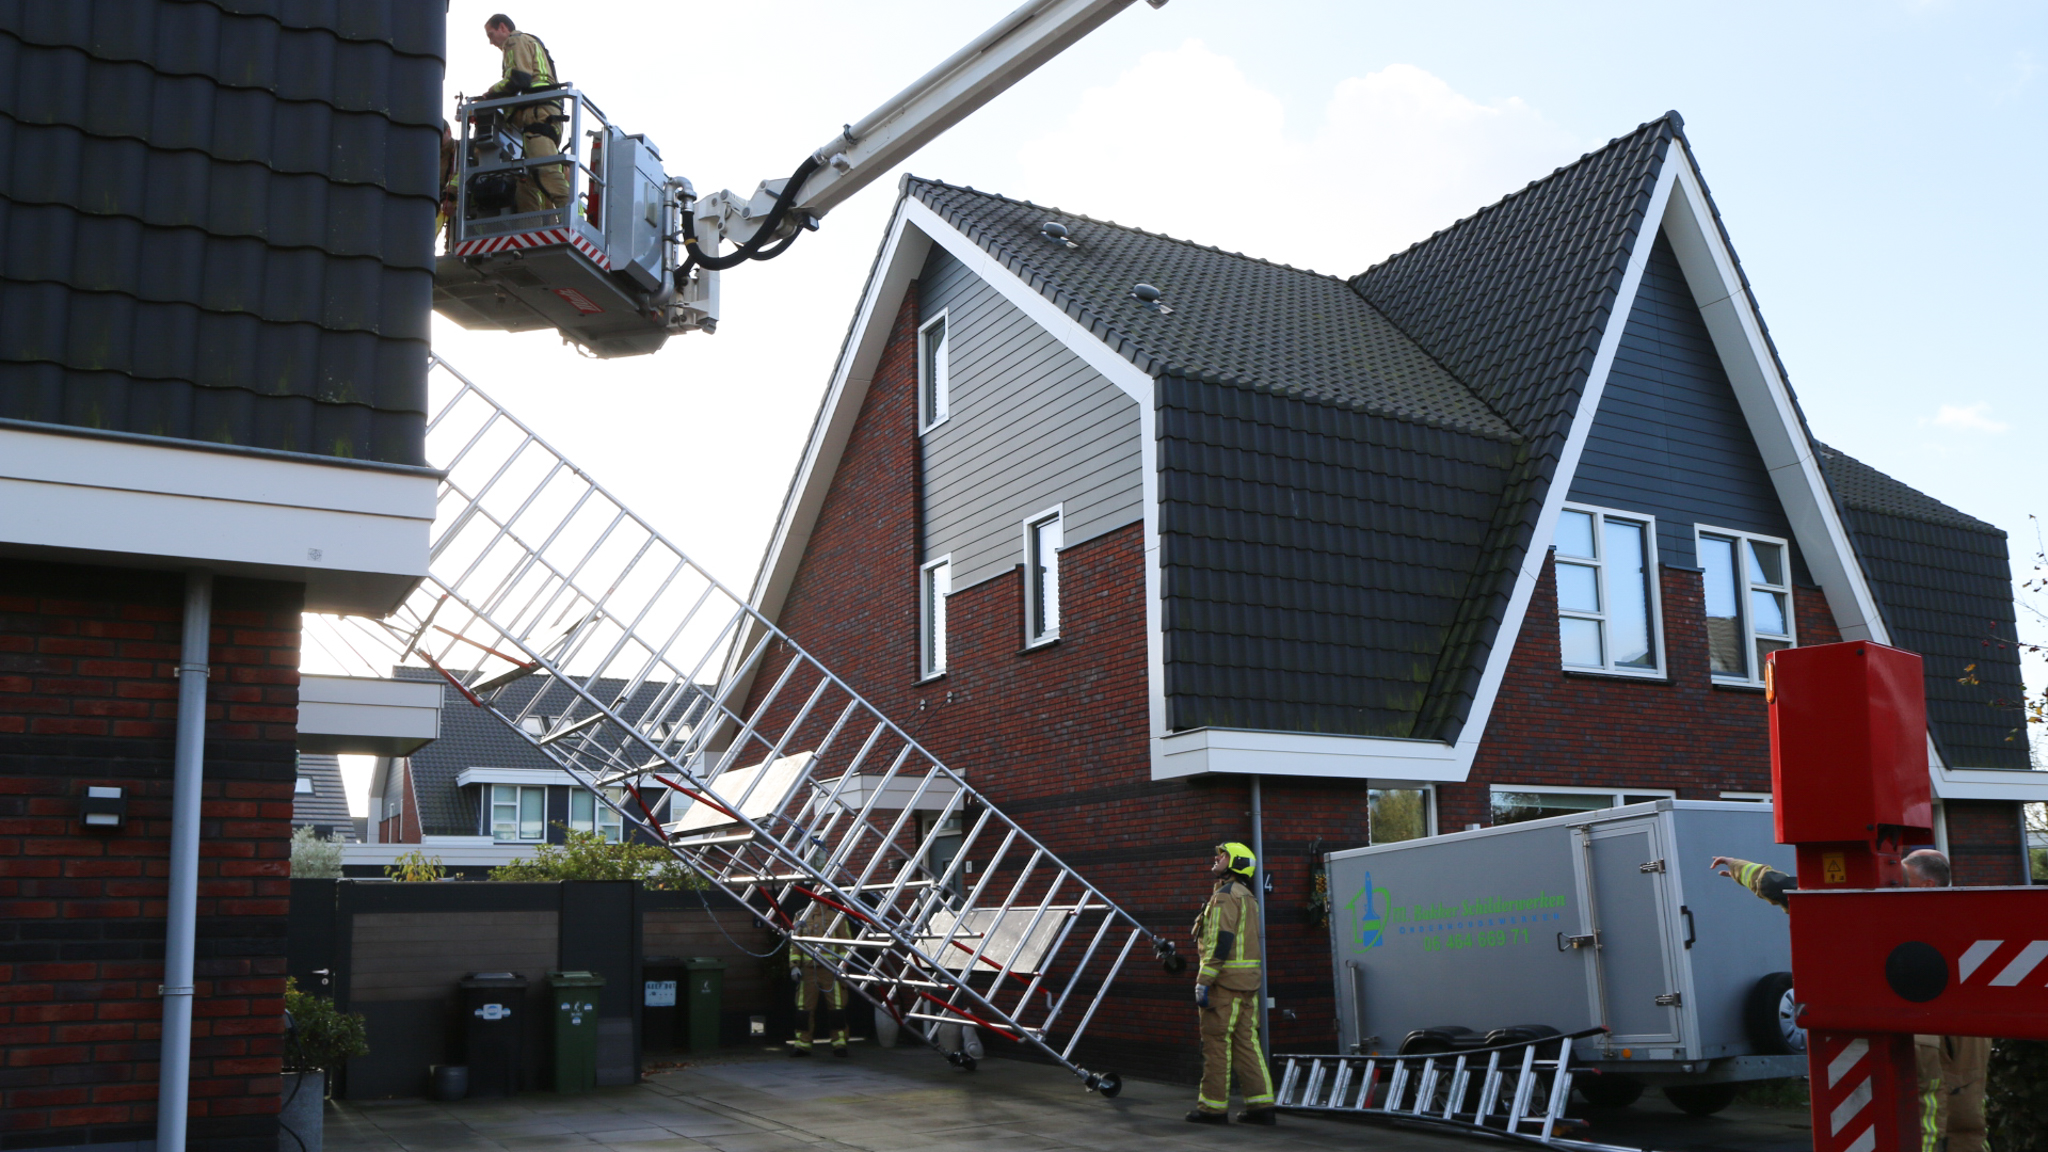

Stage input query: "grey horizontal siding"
[
  {"left": 917, "top": 245, "right": 1142, "bottom": 589},
  {"left": 1567, "top": 232, "right": 1805, "bottom": 579}
]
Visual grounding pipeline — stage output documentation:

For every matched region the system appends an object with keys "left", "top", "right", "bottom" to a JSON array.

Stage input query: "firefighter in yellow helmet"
[{"left": 1187, "top": 842, "right": 1276, "bottom": 1125}]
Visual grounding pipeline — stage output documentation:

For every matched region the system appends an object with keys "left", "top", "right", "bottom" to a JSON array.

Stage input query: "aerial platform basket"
[
  {"left": 306, "top": 354, "right": 1163, "bottom": 1094},
  {"left": 433, "top": 87, "right": 715, "bottom": 358}
]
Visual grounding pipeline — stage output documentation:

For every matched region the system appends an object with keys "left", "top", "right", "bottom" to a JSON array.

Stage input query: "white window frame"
[
  {"left": 919, "top": 556, "right": 950, "bottom": 680},
  {"left": 568, "top": 788, "right": 624, "bottom": 842},
  {"left": 1553, "top": 503, "right": 1664, "bottom": 678},
  {"left": 1022, "top": 506, "right": 1062, "bottom": 648},
  {"left": 489, "top": 783, "right": 547, "bottom": 842},
  {"left": 1488, "top": 783, "right": 1677, "bottom": 825},
  {"left": 917, "top": 310, "right": 950, "bottom": 433},
  {"left": 1694, "top": 524, "right": 1796, "bottom": 686},
  {"left": 1718, "top": 791, "right": 1773, "bottom": 803}
]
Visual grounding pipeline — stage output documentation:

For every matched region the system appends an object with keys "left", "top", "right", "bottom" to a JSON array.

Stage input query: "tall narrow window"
[
  {"left": 1553, "top": 506, "right": 1660, "bottom": 675},
  {"left": 1698, "top": 528, "right": 1794, "bottom": 682},
  {"left": 919, "top": 557, "right": 950, "bottom": 679},
  {"left": 1024, "top": 509, "right": 1062, "bottom": 646},
  {"left": 918, "top": 312, "right": 949, "bottom": 432}
]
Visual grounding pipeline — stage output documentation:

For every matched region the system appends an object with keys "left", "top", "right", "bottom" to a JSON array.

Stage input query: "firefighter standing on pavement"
[
  {"left": 481, "top": 15, "right": 569, "bottom": 214},
  {"left": 1188, "top": 842, "right": 1276, "bottom": 1125},
  {"left": 788, "top": 896, "right": 851, "bottom": 1057}
]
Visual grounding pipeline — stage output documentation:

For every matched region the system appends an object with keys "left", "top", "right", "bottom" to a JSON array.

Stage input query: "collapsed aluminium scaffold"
[{"left": 306, "top": 355, "right": 1174, "bottom": 1094}]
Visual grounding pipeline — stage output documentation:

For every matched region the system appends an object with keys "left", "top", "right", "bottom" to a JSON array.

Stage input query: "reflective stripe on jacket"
[{"left": 1192, "top": 879, "right": 1262, "bottom": 992}]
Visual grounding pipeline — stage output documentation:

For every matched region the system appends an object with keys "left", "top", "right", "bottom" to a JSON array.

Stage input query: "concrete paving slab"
[{"left": 329, "top": 1044, "right": 1812, "bottom": 1152}]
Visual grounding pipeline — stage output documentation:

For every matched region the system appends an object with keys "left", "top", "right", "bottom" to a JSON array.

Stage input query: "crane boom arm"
[
  {"left": 798, "top": 0, "right": 1160, "bottom": 219},
  {"left": 695, "top": 0, "right": 1163, "bottom": 254}
]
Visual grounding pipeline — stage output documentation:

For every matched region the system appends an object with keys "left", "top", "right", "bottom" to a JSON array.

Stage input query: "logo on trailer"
[{"left": 1347, "top": 872, "right": 1389, "bottom": 948}]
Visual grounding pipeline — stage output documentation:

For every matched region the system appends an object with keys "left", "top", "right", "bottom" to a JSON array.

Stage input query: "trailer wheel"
[
  {"left": 1663, "top": 1083, "right": 1738, "bottom": 1116},
  {"left": 1744, "top": 972, "right": 1805, "bottom": 1055},
  {"left": 1575, "top": 1074, "right": 1645, "bottom": 1110}
]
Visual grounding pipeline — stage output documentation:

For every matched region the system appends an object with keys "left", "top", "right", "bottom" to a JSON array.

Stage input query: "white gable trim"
[{"left": 1654, "top": 149, "right": 1890, "bottom": 650}]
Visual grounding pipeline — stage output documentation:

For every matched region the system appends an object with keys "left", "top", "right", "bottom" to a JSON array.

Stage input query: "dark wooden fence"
[{"left": 288, "top": 880, "right": 781, "bottom": 1099}]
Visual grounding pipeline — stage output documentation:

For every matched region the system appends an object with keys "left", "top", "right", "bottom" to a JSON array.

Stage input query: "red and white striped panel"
[{"left": 452, "top": 227, "right": 612, "bottom": 271}]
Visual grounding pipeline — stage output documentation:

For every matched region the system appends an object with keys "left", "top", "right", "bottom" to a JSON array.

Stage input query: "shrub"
[
  {"left": 283, "top": 977, "right": 369, "bottom": 1072},
  {"left": 492, "top": 828, "right": 703, "bottom": 889},
  {"left": 384, "top": 850, "right": 446, "bottom": 882},
  {"left": 1988, "top": 1039, "right": 2048, "bottom": 1151},
  {"left": 289, "top": 826, "right": 344, "bottom": 879}
]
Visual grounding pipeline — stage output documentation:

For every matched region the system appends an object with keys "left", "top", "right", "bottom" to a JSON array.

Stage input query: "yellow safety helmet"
[{"left": 1216, "top": 841, "right": 1255, "bottom": 878}]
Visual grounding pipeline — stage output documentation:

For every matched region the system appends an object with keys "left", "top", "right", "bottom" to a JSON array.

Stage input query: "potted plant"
[{"left": 281, "top": 978, "right": 369, "bottom": 1152}]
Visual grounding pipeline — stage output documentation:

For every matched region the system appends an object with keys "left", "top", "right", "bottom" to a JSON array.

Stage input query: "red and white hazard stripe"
[
  {"left": 1821, "top": 1036, "right": 1876, "bottom": 1152},
  {"left": 452, "top": 227, "right": 613, "bottom": 271}
]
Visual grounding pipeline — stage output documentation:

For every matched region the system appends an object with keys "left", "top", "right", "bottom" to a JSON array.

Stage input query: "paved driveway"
[{"left": 327, "top": 1045, "right": 1812, "bottom": 1152}]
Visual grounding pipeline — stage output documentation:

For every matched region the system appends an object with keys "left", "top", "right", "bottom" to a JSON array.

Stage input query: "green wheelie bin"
[
  {"left": 682, "top": 957, "right": 726, "bottom": 1054},
  {"left": 547, "top": 970, "right": 606, "bottom": 1093}
]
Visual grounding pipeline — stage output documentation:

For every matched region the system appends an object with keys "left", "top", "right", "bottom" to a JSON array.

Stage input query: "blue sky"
[{"left": 417, "top": 1, "right": 2045, "bottom": 781}]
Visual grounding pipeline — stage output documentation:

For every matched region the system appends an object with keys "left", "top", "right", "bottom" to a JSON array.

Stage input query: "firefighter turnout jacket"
[{"left": 1193, "top": 877, "right": 1263, "bottom": 991}]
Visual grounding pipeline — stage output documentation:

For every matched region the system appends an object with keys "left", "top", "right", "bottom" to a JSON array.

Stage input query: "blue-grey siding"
[
  {"left": 1567, "top": 232, "right": 1806, "bottom": 580},
  {"left": 916, "top": 245, "right": 1143, "bottom": 589}
]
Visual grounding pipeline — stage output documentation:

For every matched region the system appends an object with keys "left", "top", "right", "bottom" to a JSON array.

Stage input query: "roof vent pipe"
[
  {"left": 1131, "top": 283, "right": 1173, "bottom": 314},
  {"left": 1040, "top": 221, "right": 1077, "bottom": 248}
]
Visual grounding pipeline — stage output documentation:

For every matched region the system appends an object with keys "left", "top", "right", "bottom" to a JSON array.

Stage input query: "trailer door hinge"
[
  {"left": 1654, "top": 992, "right": 1682, "bottom": 1007},
  {"left": 1639, "top": 859, "right": 1666, "bottom": 873}
]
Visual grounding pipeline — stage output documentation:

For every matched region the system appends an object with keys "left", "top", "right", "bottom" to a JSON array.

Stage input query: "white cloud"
[
  {"left": 1014, "top": 42, "right": 1586, "bottom": 274},
  {"left": 1930, "top": 403, "right": 2010, "bottom": 433}
]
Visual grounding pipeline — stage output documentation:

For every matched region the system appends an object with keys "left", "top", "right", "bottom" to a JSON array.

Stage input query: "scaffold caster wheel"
[
  {"left": 947, "top": 1051, "right": 978, "bottom": 1072},
  {"left": 1086, "top": 1071, "right": 1122, "bottom": 1098}
]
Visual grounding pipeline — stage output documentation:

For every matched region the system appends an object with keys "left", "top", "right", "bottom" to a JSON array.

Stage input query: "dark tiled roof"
[
  {"left": 905, "top": 179, "right": 1513, "bottom": 437},
  {"left": 906, "top": 116, "right": 1680, "bottom": 741},
  {"left": 0, "top": 2, "right": 442, "bottom": 466},
  {"left": 1352, "top": 116, "right": 1679, "bottom": 739},
  {"left": 1815, "top": 445, "right": 2031, "bottom": 768},
  {"left": 397, "top": 668, "right": 714, "bottom": 837},
  {"left": 292, "top": 752, "right": 355, "bottom": 840}
]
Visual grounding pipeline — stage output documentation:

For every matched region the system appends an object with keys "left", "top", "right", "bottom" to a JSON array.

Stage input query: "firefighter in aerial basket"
[
  {"left": 788, "top": 895, "right": 851, "bottom": 1057},
  {"left": 481, "top": 14, "right": 570, "bottom": 213},
  {"left": 1188, "top": 842, "right": 1277, "bottom": 1125}
]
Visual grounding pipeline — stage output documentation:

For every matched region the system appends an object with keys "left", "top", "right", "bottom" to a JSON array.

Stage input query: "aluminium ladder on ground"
[
  {"left": 1273, "top": 1028, "right": 1645, "bottom": 1151},
  {"left": 305, "top": 354, "right": 1168, "bottom": 1094}
]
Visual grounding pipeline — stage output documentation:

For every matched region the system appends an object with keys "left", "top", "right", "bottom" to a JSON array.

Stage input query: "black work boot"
[
  {"left": 1238, "top": 1108, "right": 1278, "bottom": 1126},
  {"left": 1184, "top": 1109, "right": 1229, "bottom": 1124}
]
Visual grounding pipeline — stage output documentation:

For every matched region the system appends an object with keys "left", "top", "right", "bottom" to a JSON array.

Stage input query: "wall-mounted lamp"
[{"left": 82, "top": 785, "right": 127, "bottom": 830}]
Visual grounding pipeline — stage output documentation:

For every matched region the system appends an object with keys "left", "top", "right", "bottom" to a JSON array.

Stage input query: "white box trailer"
[{"left": 1324, "top": 800, "right": 1806, "bottom": 1115}]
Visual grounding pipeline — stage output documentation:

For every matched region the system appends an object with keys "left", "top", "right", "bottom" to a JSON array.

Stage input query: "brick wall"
[
  {"left": 376, "top": 760, "right": 421, "bottom": 845},
  {"left": 1945, "top": 799, "right": 2025, "bottom": 885},
  {"left": 0, "top": 560, "right": 296, "bottom": 1152}
]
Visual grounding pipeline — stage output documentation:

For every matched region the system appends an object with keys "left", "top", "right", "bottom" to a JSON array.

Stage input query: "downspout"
[
  {"left": 1249, "top": 777, "right": 1270, "bottom": 1060},
  {"left": 157, "top": 569, "right": 212, "bottom": 1152}
]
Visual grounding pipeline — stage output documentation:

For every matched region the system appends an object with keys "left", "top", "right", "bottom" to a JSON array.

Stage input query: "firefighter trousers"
[
  {"left": 518, "top": 130, "right": 571, "bottom": 214},
  {"left": 1915, "top": 1034, "right": 1988, "bottom": 1152},
  {"left": 794, "top": 967, "right": 847, "bottom": 1051},
  {"left": 1197, "top": 984, "right": 1274, "bottom": 1115}
]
